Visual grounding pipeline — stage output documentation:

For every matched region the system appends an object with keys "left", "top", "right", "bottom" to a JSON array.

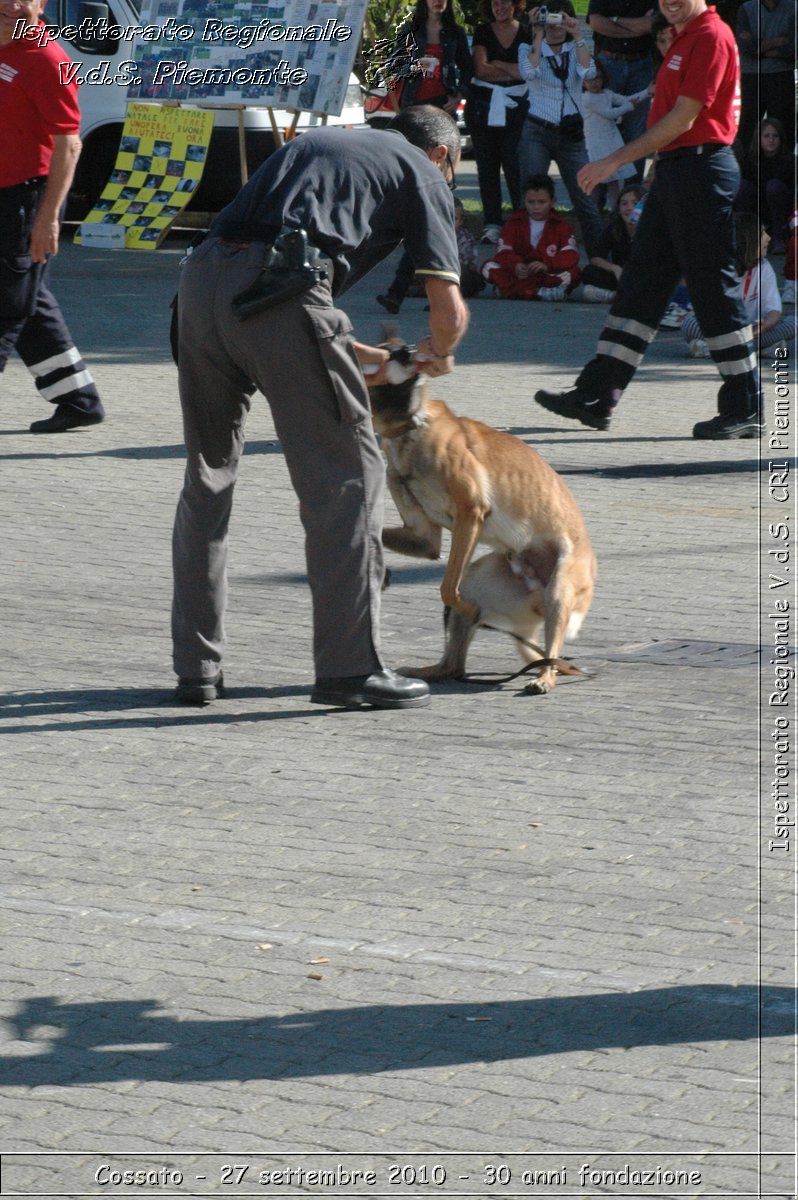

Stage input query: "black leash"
[{"left": 460, "top": 622, "right": 596, "bottom": 688}]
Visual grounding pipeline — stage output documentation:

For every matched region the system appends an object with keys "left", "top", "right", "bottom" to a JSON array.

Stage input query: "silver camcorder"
[{"left": 536, "top": 6, "right": 564, "bottom": 23}]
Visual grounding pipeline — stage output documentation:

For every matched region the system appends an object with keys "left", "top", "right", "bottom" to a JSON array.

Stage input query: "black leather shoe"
[
  {"left": 30, "top": 404, "right": 105, "bottom": 434},
  {"left": 534, "top": 387, "right": 615, "bottom": 431},
  {"left": 692, "top": 412, "right": 763, "bottom": 440},
  {"left": 311, "top": 668, "right": 430, "bottom": 709},
  {"left": 175, "top": 672, "right": 225, "bottom": 705}
]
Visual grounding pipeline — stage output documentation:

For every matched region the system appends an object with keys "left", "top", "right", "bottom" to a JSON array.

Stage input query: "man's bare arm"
[
  {"left": 30, "top": 133, "right": 82, "bottom": 263},
  {"left": 577, "top": 94, "right": 704, "bottom": 193},
  {"left": 588, "top": 11, "right": 654, "bottom": 38}
]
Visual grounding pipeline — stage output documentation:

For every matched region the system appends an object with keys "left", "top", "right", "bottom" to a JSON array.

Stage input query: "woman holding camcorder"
[{"left": 518, "top": 1, "right": 605, "bottom": 257}]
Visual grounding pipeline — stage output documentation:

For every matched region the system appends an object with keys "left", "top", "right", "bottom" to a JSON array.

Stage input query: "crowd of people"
[
  {"left": 376, "top": 0, "right": 795, "bottom": 317},
  {"left": 373, "top": 0, "right": 796, "bottom": 416}
]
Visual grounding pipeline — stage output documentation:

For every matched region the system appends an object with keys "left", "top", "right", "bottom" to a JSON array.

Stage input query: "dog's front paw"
[{"left": 399, "top": 663, "right": 452, "bottom": 681}]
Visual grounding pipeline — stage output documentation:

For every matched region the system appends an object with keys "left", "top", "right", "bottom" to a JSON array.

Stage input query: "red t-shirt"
[
  {"left": 0, "top": 28, "right": 81, "bottom": 186},
  {"left": 414, "top": 41, "right": 448, "bottom": 103},
  {"left": 648, "top": 7, "right": 741, "bottom": 150}
]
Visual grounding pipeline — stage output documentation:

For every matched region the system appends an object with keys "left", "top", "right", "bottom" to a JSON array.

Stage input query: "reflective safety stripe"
[
  {"left": 27, "top": 346, "right": 82, "bottom": 377},
  {"left": 715, "top": 353, "right": 759, "bottom": 377},
  {"left": 705, "top": 326, "right": 754, "bottom": 352},
  {"left": 604, "top": 313, "right": 658, "bottom": 341},
  {"left": 596, "top": 339, "right": 646, "bottom": 367},
  {"left": 38, "top": 369, "right": 95, "bottom": 400}
]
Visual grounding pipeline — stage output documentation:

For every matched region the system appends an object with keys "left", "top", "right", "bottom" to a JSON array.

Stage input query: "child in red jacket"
[{"left": 482, "top": 173, "right": 581, "bottom": 301}]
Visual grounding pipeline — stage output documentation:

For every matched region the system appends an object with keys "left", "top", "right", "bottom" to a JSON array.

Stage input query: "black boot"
[{"left": 534, "top": 387, "right": 618, "bottom": 431}]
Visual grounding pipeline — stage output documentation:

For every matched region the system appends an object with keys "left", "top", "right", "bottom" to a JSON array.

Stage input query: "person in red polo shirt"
[
  {"left": 534, "top": 0, "right": 762, "bottom": 440},
  {"left": 0, "top": 0, "right": 104, "bottom": 433}
]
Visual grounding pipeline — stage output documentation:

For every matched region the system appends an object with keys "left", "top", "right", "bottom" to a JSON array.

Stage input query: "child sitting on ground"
[
  {"left": 482, "top": 174, "right": 580, "bottom": 302},
  {"left": 682, "top": 212, "right": 796, "bottom": 356},
  {"left": 454, "top": 197, "right": 486, "bottom": 299},
  {"left": 580, "top": 184, "right": 644, "bottom": 302},
  {"left": 378, "top": 198, "right": 484, "bottom": 313}
]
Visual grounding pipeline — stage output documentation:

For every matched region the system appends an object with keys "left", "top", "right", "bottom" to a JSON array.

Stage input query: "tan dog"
[{"left": 369, "top": 364, "right": 596, "bottom": 694}]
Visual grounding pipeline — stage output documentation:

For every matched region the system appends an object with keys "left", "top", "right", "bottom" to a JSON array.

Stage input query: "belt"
[
  {"left": 526, "top": 113, "right": 563, "bottom": 131},
  {"left": 211, "top": 218, "right": 280, "bottom": 243},
  {"left": 0, "top": 175, "right": 47, "bottom": 193},
  {"left": 598, "top": 48, "right": 650, "bottom": 60},
  {"left": 658, "top": 142, "right": 725, "bottom": 160}
]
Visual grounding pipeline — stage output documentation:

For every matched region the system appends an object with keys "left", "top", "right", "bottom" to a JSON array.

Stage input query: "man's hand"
[
  {"left": 30, "top": 133, "right": 82, "bottom": 263},
  {"left": 353, "top": 340, "right": 392, "bottom": 386},
  {"left": 30, "top": 208, "right": 60, "bottom": 264},
  {"left": 424, "top": 276, "right": 469, "bottom": 363},
  {"left": 577, "top": 155, "right": 620, "bottom": 194},
  {"left": 415, "top": 334, "right": 454, "bottom": 378}
]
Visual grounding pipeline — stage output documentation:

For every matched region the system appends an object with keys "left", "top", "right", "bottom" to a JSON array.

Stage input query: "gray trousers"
[{"left": 172, "top": 237, "right": 387, "bottom": 681}]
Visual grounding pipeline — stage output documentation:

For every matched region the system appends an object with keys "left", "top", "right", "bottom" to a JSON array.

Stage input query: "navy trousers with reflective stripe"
[
  {"left": 0, "top": 180, "right": 102, "bottom": 416},
  {"left": 576, "top": 145, "right": 761, "bottom": 419}
]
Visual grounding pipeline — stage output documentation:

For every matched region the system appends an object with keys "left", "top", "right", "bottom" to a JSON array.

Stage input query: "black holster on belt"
[{"left": 231, "top": 227, "right": 333, "bottom": 321}]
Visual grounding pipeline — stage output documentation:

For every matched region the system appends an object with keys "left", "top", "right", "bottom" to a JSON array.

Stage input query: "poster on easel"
[
  {"left": 75, "top": 104, "right": 214, "bottom": 249},
  {"left": 125, "top": 0, "right": 369, "bottom": 118}
]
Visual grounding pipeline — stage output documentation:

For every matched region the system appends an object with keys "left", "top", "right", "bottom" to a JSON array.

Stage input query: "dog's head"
[{"left": 366, "top": 327, "right": 427, "bottom": 438}]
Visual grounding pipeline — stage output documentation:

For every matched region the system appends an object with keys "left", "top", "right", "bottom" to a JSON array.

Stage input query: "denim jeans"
[{"left": 519, "top": 118, "right": 605, "bottom": 258}]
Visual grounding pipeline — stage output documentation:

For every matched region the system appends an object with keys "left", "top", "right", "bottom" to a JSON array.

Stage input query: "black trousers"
[
  {"left": 0, "top": 178, "right": 102, "bottom": 415},
  {"left": 577, "top": 145, "right": 761, "bottom": 419},
  {"left": 467, "top": 92, "right": 528, "bottom": 228}
]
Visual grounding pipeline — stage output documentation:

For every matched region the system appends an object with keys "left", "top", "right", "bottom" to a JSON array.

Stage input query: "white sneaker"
[
  {"left": 582, "top": 284, "right": 615, "bottom": 303},
  {"left": 660, "top": 302, "right": 691, "bottom": 329},
  {"left": 480, "top": 224, "right": 501, "bottom": 245},
  {"left": 781, "top": 280, "right": 796, "bottom": 305},
  {"left": 689, "top": 338, "right": 710, "bottom": 358},
  {"left": 538, "top": 285, "right": 567, "bottom": 302}
]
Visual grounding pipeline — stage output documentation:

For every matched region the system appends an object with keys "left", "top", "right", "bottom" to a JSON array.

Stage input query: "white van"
[{"left": 56, "top": 0, "right": 366, "bottom": 215}]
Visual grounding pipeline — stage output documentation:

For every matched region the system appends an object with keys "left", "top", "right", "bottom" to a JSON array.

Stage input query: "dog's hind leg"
[
  {"left": 401, "top": 605, "right": 477, "bottom": 680},
  {"left": 523, "top": 540, "right": 576, "bottom": 695}
]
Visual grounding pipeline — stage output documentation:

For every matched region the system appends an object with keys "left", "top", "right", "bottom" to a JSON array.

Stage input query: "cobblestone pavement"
[{"left": 0, "top": 179, "right": 794, "bottom": 1200}]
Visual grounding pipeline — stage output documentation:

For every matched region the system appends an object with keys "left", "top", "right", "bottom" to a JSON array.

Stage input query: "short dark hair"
[
  {"left": 521, "top": 173, "right": 555, "bottom": 197},
  {"left": 390, "top": 104, "right": 461, "bottom": 161}
]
